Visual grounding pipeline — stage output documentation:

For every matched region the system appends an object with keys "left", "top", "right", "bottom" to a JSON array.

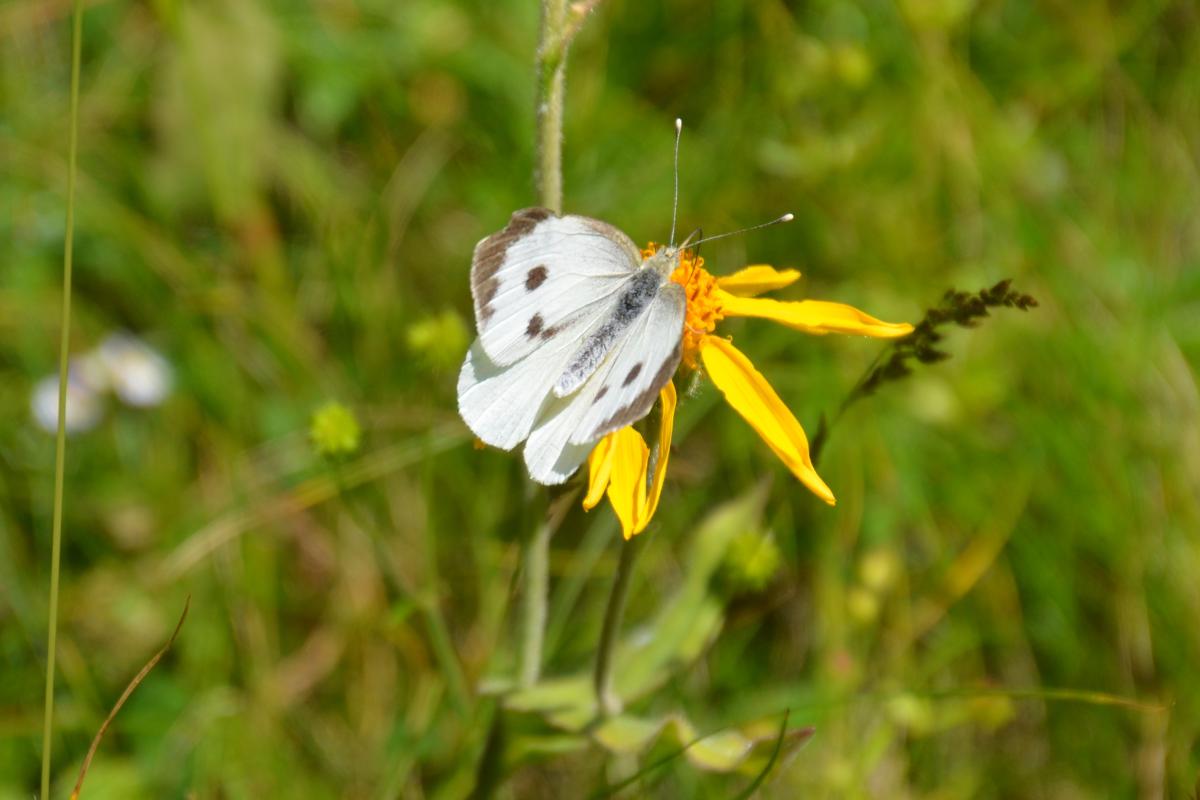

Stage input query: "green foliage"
[
  {"left": 2, "top": 0, "right": 1199, "bottom": 797},
  {"left": 720, "top": 529, "right": 784, "bottom": 596}
]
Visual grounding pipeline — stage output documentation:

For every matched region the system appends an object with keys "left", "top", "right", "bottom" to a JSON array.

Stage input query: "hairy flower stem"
[
  {"left": 518, "top": 516, "right": 552, "bottom": 687},
  {"left": 519, "top": 487, "right": 576, "bottom": 687},
  {"left": 41, "top": 1, "right": 84, "bottom": 796},
  {"left": 515, "top": 0, "right": 573, "bottom": 690},
  {"left": 535, "top": 0, "right": 568, "bottom": 213},
  {"left": 594, "top": 535, "right": 640, "bottom": 717}
]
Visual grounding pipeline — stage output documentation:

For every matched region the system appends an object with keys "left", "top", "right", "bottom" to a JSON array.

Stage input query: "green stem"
[
  {"left": 594, "top": 535, "right": 640, "bottom": 718},
  {"left": 41, "top": 1, "right": 84, "bottom": 796}
]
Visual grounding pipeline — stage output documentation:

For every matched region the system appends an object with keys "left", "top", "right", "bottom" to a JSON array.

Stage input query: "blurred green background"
[{"left": 3, "top": 0, "right": 1199, "bottom": 796}]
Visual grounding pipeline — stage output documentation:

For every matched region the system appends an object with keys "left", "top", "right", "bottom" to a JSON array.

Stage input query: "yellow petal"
[
  {"left": 606, "top": 427, "right": 650, "bottom": 539},
  {"left": 584, "top": 434, "right": 616, "bottom": 511},
  {"left": 642, "top": 382, "right": 676, "bottom": 524},
  {"left": 715, "top": 265, "right": 802, "bottom": 297},
  {"left": 699, "top": 336, "right": 836, "bottom": 506},
  {"left": 717, "top": 292, "right": 914, "bottom": 338}
]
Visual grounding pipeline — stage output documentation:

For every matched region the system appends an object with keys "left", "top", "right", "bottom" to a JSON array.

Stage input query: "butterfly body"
[{"left": 458, "top": 208, "right": 685, "bottom": 485}]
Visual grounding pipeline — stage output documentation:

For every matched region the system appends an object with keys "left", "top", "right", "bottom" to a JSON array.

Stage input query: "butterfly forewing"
[
  {"left": 569, "top": 282, "right": 686, "bottom": 445},
  {"left": 461, "top": 208, "right": 686, "bottom": 486},
  {"left": 553, "top": 268, "right": 665, "bottom": 397},
  {"left": 521, "top": 284, "right": 683, "bottom": 483},
  {"left": 471, "top": 208, "right": 642, "bottom": 368}
]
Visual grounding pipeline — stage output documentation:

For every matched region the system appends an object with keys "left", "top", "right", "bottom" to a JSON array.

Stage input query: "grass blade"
[
  {"left": 730, "top": 710, "right": 789, "bottom": 800},
  {"left": 70, "top": 598, "right": 191, "bottom": 800},
  {"left": 40, "top": 0, "right": 85, "bottom": 795}
]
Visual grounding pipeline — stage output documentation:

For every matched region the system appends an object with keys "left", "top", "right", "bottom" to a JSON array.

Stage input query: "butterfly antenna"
[
  {"left": 668, "top": 118, "right": 683, "bottom": 248},
  {"left": 689, "top": 213, "right": 794, "bottom": 248}
]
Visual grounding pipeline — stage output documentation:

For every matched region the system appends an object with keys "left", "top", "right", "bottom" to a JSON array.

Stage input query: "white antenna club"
[
  {"left": 688, "top": 213, "right": 794, "bottom": 248},
  {"left": 664, "top": 119, "right": 792, "bottom": 250}
]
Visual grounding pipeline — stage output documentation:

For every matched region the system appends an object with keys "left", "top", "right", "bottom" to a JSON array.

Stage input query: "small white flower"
[
  {"left": 30, "top": 363, "right": 106, "bottom": 434},
  {"left": 29, "top": 332, "right": 174, "bottom": 434},
  {"left": 96, "top": 332, "right": 173, "bottom": 408}
]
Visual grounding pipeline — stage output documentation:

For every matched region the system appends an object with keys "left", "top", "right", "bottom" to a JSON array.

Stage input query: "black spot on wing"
[
  {"left": 472, "top": 208, "right": 555, "bottom": 323},
  {"left": 593, "top": 386, "right": 608, "bottom": 403},
  {"left": 594, "top": 342, "right": 682, "bottom": 436},
  {"left": 622, "top": 363, "right": 643, "bottom": 387},
  {"left": 525, "top": 265, "right": 548, "bottom": 291},
  {"left": 526, "top": 314, "right": 544, "bottom": 338}
]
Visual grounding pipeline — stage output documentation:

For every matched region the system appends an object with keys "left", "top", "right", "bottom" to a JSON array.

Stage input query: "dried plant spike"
[{"left": 814, "top": 279, "right": 1038, "bottom": 464}]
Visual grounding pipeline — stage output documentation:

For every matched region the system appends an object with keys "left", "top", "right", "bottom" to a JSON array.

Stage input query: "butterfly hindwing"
[
  {"left": 457, "top": 331, "right": 579, "bottom": 451},
  {"left": 471, "top": 208, "right": 642, "bottom": 368}
]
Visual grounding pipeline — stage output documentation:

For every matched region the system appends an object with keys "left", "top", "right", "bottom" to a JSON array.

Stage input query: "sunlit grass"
[{"left": 1, "top": 0, "right": 1198, "bottom": 796}]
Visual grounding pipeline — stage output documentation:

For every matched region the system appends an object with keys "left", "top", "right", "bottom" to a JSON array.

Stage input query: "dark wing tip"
[{"left": 511, "top": 207, "right": 556, "bottom": 224}]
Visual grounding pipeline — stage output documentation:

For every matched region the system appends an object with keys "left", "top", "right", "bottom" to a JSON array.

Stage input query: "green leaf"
[
  {"left": 505, "top": 675, "right": 595, "bottom": 731},
  {"left": 502, "top": 487, "right": 778, "bottom": 777},
  {"left": 506, "top": 732, "right": 591, "bottom": 764},
  {"left": 614, "top": 485, "right": 769, "bottom": 700},
  {"left": 592, "top": 714, "right": 665, "bottom": 754},
  {"left": 586, "top": 712, "right": 815, "bottom": 797},
  {"left": 505, "top": 486, "right": 769, "bottom": 731},
  {"left": 593, "top": 711, "right": 807, "bottom": 773},
  {"left": 730, "top": 711, "right": 789, "bottom": 799}
]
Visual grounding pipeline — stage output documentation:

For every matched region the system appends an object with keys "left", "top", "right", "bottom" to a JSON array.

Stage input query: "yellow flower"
[
  {"left": 585, "top": 246, "right": 913, "bottom": 538},
  {"left": 310, "top": 401, "right": 362, "bottom": 457},
  {"left": 583, "top": 381, "right": 675, "bottom": 539}
]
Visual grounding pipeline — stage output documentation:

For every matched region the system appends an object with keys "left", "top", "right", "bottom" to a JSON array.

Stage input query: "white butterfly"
[
  {"left": 457, "top": 207, "right": 687, "bottom": 484},
  {"left": 457, "top": 120, "right": 790, "bottom": 485}
]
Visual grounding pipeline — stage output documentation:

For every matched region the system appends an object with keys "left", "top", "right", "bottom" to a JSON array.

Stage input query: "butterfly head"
[{"left": 644, "top": 246, "right": 683, "bottom": 279}]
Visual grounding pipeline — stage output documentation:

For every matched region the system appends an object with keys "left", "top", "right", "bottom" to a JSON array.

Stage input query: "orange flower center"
[{"left": 644, "top": 243, "right": 725, "bottom": 369}]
